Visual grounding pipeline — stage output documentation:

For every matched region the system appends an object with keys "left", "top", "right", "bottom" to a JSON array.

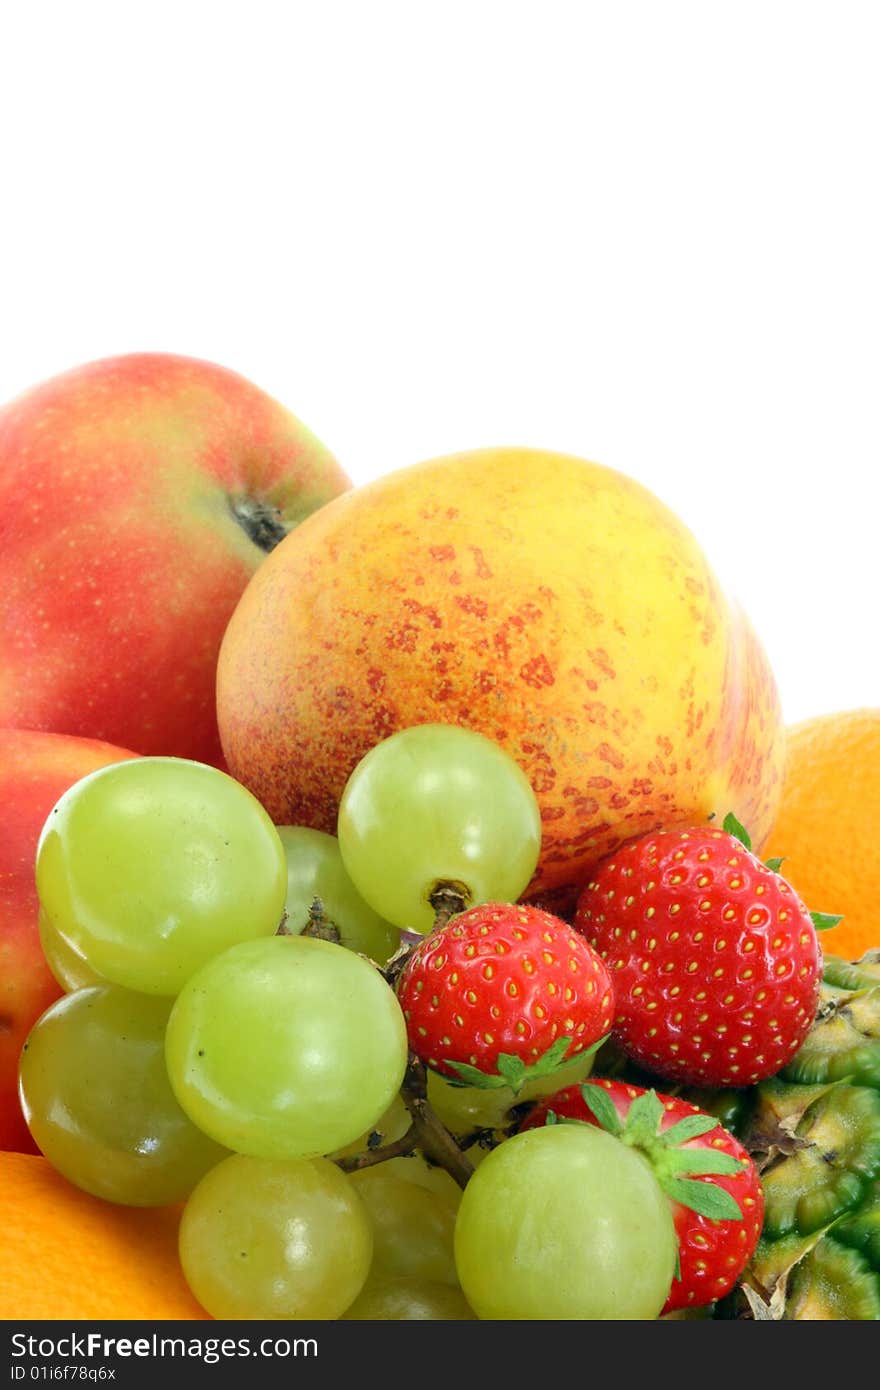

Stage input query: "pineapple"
[{"left": 712, "top": 951, "right": 880, "bottom": 1319}]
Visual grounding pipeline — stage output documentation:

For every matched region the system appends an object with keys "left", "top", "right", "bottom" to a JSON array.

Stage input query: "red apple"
[
  {"left": 0, "top": 728, "right": 138, "bottom": 1152},
  {"left": 0, "top": 354, "right": 350, "bottom": 765}
]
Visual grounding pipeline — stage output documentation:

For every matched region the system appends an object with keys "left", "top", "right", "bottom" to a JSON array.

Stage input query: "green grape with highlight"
[
  {"left": 277, "top": 825, "right": 400, "bottom": 964},
  {"left": 18, "top": 985, "right": 226, "bottom": 1205},
  {"left": 37, "top": 908, "right": 104, "bottom": 992},
  {"left": 380, "top": 1154, "right": 464, "bottom": 1210},
  {"left": 165, "top": 934, "right": 409, "bottom": 1158},
  {"left": 349, "top": 1166, "right": 459, "bottom": 1286},
  {"left": 337, "top": 723, "right": 542, "bottom": 932},
  {"left": 454, "top": 1125, "right": 677, "bottom": 1319},
  {"left": 179, "top": 1154, "right": 373, "bottom": 1319},
  {"left": 36, "top": 757, "right": 288, "bottom": 996}
]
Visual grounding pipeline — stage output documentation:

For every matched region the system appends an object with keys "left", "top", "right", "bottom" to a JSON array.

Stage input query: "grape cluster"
[{"left": 20, "top": 725, "right": 683, "bottom": 1320}]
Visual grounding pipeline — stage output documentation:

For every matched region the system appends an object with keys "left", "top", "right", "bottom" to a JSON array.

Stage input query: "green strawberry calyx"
[
  {"left": 809, "top": 911, "right": 844, "bottom": 933},
  {"left": 721, "top": 813, "right": 843, "bottom": 934},
  {"left": 549, "top": 1083, "right": 747, "bottom": 1222},
  {"left": 722, "top": 811, "right": 752, "bottom": 851},
  {"left": 442, "top": 1033, "right": 609, "bottom": 1097}
]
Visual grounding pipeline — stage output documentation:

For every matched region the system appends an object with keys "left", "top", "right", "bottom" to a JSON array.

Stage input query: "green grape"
[
  {"left": 380, "top": 1154, "right": 464, "bottom": 1210},
  {"left": 427, "top": 1047, "right": 598, "bottom": 1136},
  {"left": 277, "top": 825, "right": 400, "bottom": 964},
  {"left": 343, "top": 1278, "right": 475, "bottom": 1320},
  {"left": 18, "top": 985, "right": 226, "bottom": 1205},
  {"left": 179, "top": 1154, "right": 373, "bottom": 1319},
  {"left": 348, "top": 1166, "right": 458, "bottom": 1285},
  {"left": 165, "top": 935, "right": 408, "bottom": 1158},
  {"left": 332, "top": 1100, "right": 463, "bottom": 1209},
  {"left": 454, "top": 1125, "right": 677, "bottom": 1320},
  {"left": 332, "top": 1095, "right": 411, "bottom": 1158},
  {"left": 337, "top": 723, "right": 541, "bottom": 932},
  {"left": 36, "top": 757, "right": 288, "bottom": 996},
  {"left": 38, "top": 908, "right": 104, "bottom": 992}
]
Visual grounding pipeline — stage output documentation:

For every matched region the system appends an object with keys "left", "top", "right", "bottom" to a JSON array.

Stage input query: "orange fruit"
[
  {"left": 762, "top": 708, "right": 880, "bottom": 962},
  {"left": 0, "top": 1150, "right": 207, "bottom": 1319}
]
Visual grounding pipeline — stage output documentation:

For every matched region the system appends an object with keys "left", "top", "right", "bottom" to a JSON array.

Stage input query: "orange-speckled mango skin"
[{"left": 217, "top": 449, "right": 784, "bottom": 908}]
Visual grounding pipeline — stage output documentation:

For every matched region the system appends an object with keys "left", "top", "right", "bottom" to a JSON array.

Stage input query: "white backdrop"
[{"left": 2, "top": 2, "right": 877, "bottom": 724}]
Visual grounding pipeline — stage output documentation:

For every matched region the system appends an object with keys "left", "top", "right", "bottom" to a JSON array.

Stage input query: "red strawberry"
[
  {"left": 574, "top": 821, "right": 822, "bottom": 1087},
  {"left": 521, "top": 1077, "right": 765, "bottom": 1312},
  {"left": 396, "top": 902, "right": 614, "bottom": 1089}
]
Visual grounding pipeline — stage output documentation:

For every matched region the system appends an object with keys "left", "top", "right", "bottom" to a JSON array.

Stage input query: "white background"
[{"left": 2, "top": 2, "right": 877, "bottom": 724}]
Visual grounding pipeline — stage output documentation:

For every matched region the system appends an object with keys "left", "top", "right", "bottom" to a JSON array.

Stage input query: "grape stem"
[
  {"left": 330, "top": 1055, "right": 476, "bottom": 1188},
  {"left": 381, "top": 888, "right": 469, "bottom": 987},
  {"left": 428, "top": 881, "right": 470, "bottom": 931},
  {"left": 333, "top": 1122, "right": 421, "bottom": 1173},
  {"left": 380, "top": 931, "right": 421, "bottom": 987},
  {"left": 399, "top": 1054, "right": 475, "bottom": 1189},
  {"left": 301, "top": 897, "right": 342, "bottom": 944},
  {"left": 276, "top": 897, "right": 342, "bottom": 944}
]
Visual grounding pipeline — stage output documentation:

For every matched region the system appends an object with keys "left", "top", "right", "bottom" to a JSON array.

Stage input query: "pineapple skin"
[{"left": 712, "top": 952, "right": 880, "bottom": 1320}]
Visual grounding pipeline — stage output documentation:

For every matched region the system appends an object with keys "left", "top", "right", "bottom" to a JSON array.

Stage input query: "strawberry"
[
  {"left": 521, "top": 1077, "right": 765, "bottom": 1312},
  {"left": 574, "top": 820, "right": 823, "bottom": 1087},
  {"left": 395, "top": 902, "right": 614, "bottom": 1090}
]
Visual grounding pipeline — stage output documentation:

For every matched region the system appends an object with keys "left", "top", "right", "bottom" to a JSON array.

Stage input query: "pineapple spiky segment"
[
  {"left": 784, "top": 1237, "right": 880, "bottom": 1320},
  {"left": 729, "top": 954, "right": 880, "bottom": 1319},
  {"left": 758, "top": 1084, "right": 880, "bottom": 1239},
  {"left": 732, "top": 1220, "right": 880, "bottom": 1321},
  {"left": 781, "top": 975, "right": 880, "bottom": 1089},
  {"left": 821, "top": 951, "right": 880, "bottom": 992}
]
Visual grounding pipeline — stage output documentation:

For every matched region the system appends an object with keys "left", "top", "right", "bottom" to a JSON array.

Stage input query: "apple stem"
[{"left": 227, "top": 494, "right": 290, "bottom": 552}]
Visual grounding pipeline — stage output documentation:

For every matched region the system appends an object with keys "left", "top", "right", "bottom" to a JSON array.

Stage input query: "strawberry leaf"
[
  {"left": 579, "top": 1083, "right": 624, "bottom": 1137},
  {"left": 522, "top": 1035, "right": 574, "bottom": 1077},
  {"left": 811, "top": 911, "right": 843, "bottom": 933},
  {"left": 544, "top": 1109, "right": 559, "bottom": 1125},
  {"left": 660, "top": 1176, "right": 743, "bottom": 1221},
  {"left": 496, "top": 1054, "right": 528, "bottom": 1092},
  {"left": 660, "top": 1114, "right": 720, "bottom": 1147},
  {"left": 443, "top": 1033, "right": 595, "bottom": 1097},
  {"left": 660, "top": 1149, "right": 745, "bottom": 1178},
  {"left": 722, "top": 812, "right": 752, "bottom": 851},
  {"left": 621, "top": 1089, "right": 664, "bottom": 1147},
  {"left": 580, "top": 1031, "right": 612, "bottom": 1063},
  {"left": 765, "top": 856, "right": 786, "bottom": 873},
  {"left": 443, "top": 1061, "right": 510, "bottom": 1090}
]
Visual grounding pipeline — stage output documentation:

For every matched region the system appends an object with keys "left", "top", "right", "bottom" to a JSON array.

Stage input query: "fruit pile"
[{"left": 1, "top": 352, "right": 878, "bottom": 1322}]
